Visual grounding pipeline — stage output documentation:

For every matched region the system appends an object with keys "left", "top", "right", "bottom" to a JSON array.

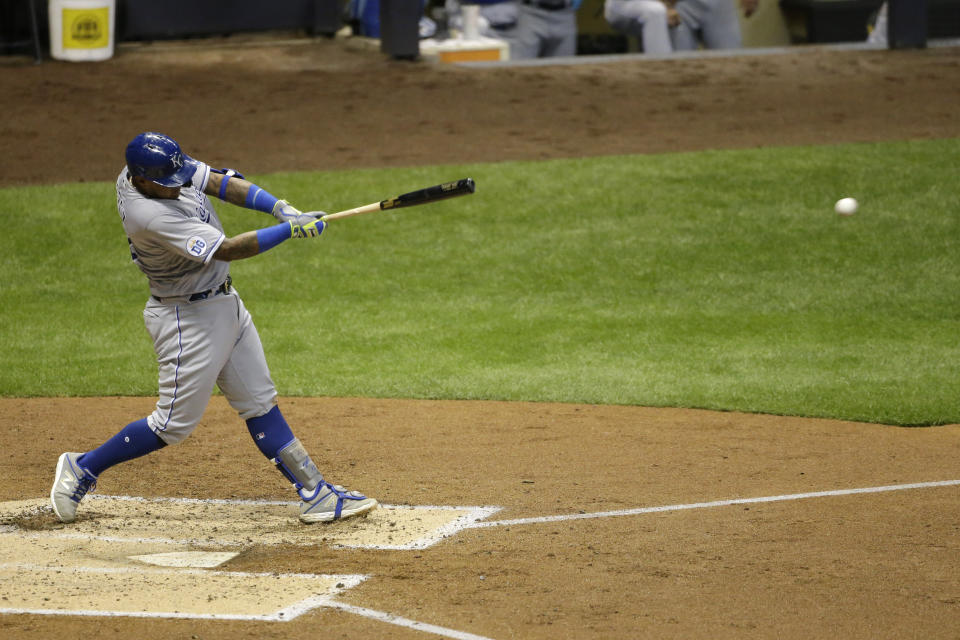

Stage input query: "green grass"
[{"left": 2, "top": 139, "right": 959, "bottom": 425}]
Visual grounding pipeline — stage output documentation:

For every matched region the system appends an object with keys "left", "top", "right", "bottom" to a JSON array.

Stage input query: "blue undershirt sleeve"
[
  {"left": 255, "top": 222, "right": 293, "bottom": 253},
  {"left": 245, "top": 185, "right": 280, "bottom": 214}
]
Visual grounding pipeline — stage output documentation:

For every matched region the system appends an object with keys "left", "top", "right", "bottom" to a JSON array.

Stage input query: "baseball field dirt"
[{"left": 2, "top": 35, "right": 960, "bottom": 639}]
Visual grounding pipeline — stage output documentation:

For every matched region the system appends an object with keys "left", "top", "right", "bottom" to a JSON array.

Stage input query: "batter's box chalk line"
[
  {"left": 23, "top": 494, "right": 504, "bottom": 550},
  {"left": 0, "top": 558, "right": 498, "bottom": 639},
  {"left": 2, "top": 481, "right": 958, "bottom": 640},
  {"left": 0, "top": 565, "right": 369, "bottom": 623}
]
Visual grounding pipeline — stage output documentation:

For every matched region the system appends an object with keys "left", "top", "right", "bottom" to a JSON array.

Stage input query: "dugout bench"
[{"left": 779, "top": 0, "right": 960, "bottom": 44}]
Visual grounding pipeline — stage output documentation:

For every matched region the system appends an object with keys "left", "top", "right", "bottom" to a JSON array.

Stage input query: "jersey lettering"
[{"left": 195, "top": 189, "right": 211, "bottom": 223}]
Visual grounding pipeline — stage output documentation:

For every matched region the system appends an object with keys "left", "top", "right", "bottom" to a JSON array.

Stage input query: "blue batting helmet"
[{"left": 125, "top": 132, "right": 199, "bottom": 187}]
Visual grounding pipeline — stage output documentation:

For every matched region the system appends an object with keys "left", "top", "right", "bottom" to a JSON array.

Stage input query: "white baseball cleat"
[
  {"left": 50, "top": 452, "right": 97, "bottom": 523},
  {"left": 299, "top": 482, "right": 378, "bottom": 524}
]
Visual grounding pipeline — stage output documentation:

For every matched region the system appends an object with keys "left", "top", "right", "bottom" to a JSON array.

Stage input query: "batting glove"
[
  {"left": 271, "top": 199, "right": 304, "bottom": 223},
  {"left": 291, "top": 215, "right": 326, "bottom": 239}
]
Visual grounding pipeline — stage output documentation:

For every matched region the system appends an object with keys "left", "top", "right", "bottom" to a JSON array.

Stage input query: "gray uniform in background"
[
  {"left": 670, "top": 0, "right": 743, "bottom": 50},
  {"left": 511, "top": 0, "right": 579, "bottom": 59},
  {"left": 603, "top": 0, "right": 672, "bottom": 55},
  {"left": 481, "top": 0, "right": 521, "bottom": 46}
]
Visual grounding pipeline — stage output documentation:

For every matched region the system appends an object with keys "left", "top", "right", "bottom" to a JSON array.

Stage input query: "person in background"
[
  {"left": 668, "top": 0, "right": 758, "bottom": 51},
  {"left": 510, "top": 0, "right": 582, "bottom": 58},
  {"left": 603, "top": 0, "right": 673, "bottom": 55}
]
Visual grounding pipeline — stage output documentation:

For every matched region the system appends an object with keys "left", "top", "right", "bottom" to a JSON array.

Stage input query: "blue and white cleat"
[
  {"left": 299, "top": 482, "right": 378, "bottom": 524},
  {"left": 50, "top": 452, "right": 97, "bottom": 523}
]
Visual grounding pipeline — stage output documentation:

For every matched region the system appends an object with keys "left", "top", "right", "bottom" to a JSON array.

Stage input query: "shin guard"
[{"left": 272, "top": 438, "right": 324, "bottom": 500}]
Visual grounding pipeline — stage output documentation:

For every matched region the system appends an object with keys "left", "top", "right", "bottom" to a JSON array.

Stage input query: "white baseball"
[{"left": 835, "top": 197, "right": 858, "bottom": 216}]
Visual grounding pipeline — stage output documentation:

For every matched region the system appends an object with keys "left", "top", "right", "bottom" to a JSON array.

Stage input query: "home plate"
[
  {"left": 129, "top": 551, "right": 239, "bottom": 568},
  {"left": 0, "top": 497, "right": 500, "bottom": 550},
  {"left": 0, "top": 496, "right": 498, "bottom": 623}
]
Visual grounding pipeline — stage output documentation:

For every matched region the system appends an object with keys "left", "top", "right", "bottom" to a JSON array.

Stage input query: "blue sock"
[
  {"left": 77, "top": 418, "right": 167, "bottom": 477},
  {"left": 245, "top": 405, "right": 296, "bottom": 459}
]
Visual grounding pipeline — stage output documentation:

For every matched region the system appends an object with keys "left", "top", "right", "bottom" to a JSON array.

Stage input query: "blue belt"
[
  {"left": 153, "top": 276, "right": 232, "bottom": 303},
  {"left": 522, "top": 0, "right": 569, "bottom": 10}
]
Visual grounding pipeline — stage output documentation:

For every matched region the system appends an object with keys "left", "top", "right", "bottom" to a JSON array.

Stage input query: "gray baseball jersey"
[
  {"left": 117, "top": 164, "right": 277, "bottom": 444},
  {"left": 117, "top": 162, "right": 229, "bottom": 299}
]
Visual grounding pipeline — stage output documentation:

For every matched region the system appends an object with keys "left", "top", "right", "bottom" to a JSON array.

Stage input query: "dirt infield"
[
  {"left": 3, "top": 36, "right": 960, "bottom": 186},
  {"left": 3, "top": 36, "right": 960, "bottom": 639},
  {"left": 3, "top": 397, "right": 960, "bottom": 638}
]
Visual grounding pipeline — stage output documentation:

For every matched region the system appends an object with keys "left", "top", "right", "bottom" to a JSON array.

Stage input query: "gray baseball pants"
[
  {"left": 671, "top": 0, "right": 742, "bottom": 50},
  {"left": 511, "top": 4, "right": 578, "bottom": 59}
]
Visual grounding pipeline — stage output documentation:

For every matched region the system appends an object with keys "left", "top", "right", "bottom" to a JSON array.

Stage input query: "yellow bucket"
[{"left": 48, "top": 0, "right": 116, "bottom": 61}]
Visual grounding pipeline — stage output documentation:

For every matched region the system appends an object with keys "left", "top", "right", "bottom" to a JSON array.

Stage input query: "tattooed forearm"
[{"left": 213, "top": 231, "right": 262, "bottom": 261}]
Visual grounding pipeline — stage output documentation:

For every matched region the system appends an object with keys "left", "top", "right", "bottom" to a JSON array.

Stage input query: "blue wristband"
[
  {"left": 218, "top": 175, "right": 231, "bottom": 200},
  {"left": 245, "top": 185, "right": 280, "bottom": 214},
  {"left": 255, "top": 222, "right": 293, "bottom": 254}
]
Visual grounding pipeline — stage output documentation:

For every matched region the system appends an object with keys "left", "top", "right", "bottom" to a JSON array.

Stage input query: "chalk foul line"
[
  {"left": 314, "top": 479, "right": 959, "bottom": 640},
  {"left": 465, "top": 479, "right": 960, "bottom": 529},
  {"left": 319, "top": 599, "right": 497, "bottom": 640}
]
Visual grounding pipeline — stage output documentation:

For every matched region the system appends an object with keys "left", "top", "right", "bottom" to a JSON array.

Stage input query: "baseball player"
[
  {"left": 603, "top": 0, "right": 672, "bottom": 55},
  {"left": 50, "top": 132, "right": 377, "bottom": 525},
  {"left": 668, "top": 0, "right": 757, "bottom": 51},
  {"left": 511, "top": 0, "right": 582, "bottom": 59}
]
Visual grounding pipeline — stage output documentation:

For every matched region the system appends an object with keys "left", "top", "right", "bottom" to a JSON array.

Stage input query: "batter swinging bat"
[{"left": 320, "top": 178, "right": 476, "bottom": 222}]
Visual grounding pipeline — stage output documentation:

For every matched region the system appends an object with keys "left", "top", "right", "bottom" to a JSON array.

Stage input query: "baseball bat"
[{"left": 320, "top": 178, "right": 476, "bottom": 222}]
